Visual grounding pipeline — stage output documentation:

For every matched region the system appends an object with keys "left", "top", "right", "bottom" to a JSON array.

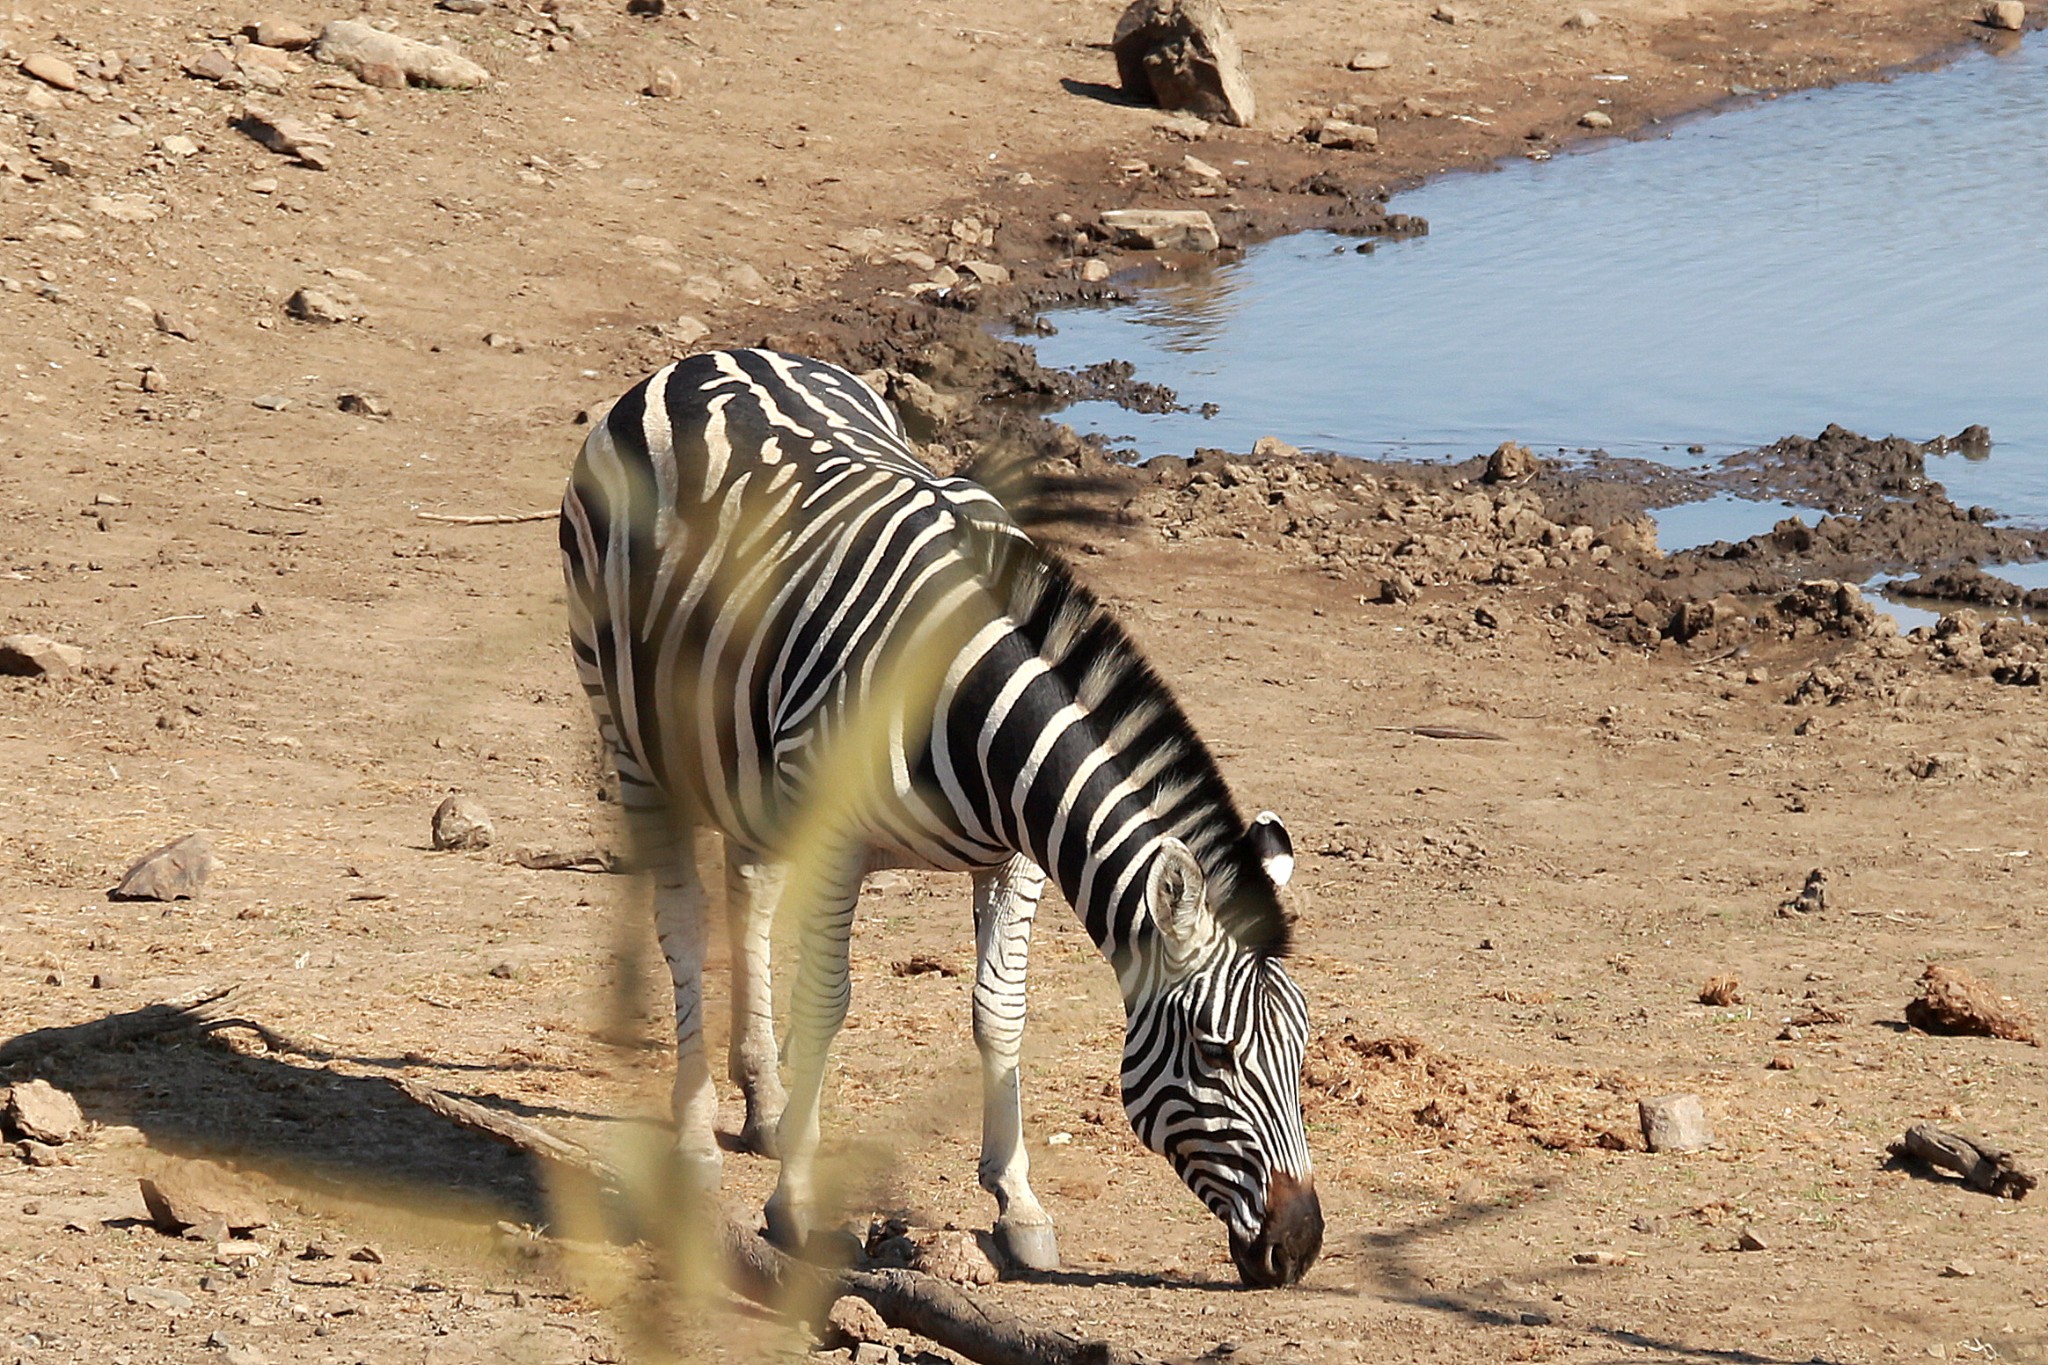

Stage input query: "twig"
[
  {"left": 1889, "top": 1123, "right": 2037, "bottom": 1200},
  {"left": 143, "top": 614, "right": 209, "bottom": 627},
  {"left": 415, "top": 510, "right": 561, "bottom": 525},
  {"left": 1376, "top": 725, "right": 1509, "bottom": 742},
  {"left": 391, "top": 1074, "right": 1165, "bottom": 1365}
]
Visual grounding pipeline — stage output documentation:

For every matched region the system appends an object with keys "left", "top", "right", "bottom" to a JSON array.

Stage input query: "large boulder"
[{"left": 1110, "top": 0, "right": 1255, "bottom": 128}]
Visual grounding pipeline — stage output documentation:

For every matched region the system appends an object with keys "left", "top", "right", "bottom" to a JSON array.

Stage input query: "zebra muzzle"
[{"left": 1228, "top": 1169, "right": 1323, "bottom": 1288}]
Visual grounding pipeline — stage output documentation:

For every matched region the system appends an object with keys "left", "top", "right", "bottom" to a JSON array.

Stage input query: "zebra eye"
[{"left": 1195, "top": 1036, "right": 1235, "bottom": 1072}]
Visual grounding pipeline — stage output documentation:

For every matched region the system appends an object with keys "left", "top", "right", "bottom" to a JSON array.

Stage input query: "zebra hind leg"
[
  {"left": 972, "top": 856, "right": 1060, "bottom": 1273},
  {"left": 762, "top": 858, "right": 865, "bottom": 1253},
  {"left": 723, "top": 844, "right": 787, "bottom": 1157},
  {"left": 640, "top": 812, "right": 724, "bottom": 1192}
]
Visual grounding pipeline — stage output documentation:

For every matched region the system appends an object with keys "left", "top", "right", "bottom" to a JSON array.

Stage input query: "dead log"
[
  {"left": 1889, "top": 1123, "right": 2037, "bottom": 1201},
  {"left": 393, "top": 1075, "right": 1164, "bottom": 1365}
]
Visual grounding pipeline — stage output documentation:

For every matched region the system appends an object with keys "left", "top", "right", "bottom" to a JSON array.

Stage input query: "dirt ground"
[{"left": 3, "top": 0, "right": 2045, "bottom": 1362}]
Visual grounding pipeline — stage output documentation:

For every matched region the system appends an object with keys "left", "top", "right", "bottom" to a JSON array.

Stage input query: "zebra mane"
[{"left": 960, "top": 517, "right": 1292, "bottom": 958}]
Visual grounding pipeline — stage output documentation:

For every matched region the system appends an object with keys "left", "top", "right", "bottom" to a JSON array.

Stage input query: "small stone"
[
  {"left": 1313, "top": 118, "right": 1379, "bottom": 150},
  {"left": 1483, "top": 440, "right": 1538, "bottom": 483},
  {"left": 1579, "top": 109, "right": 1614, "bottom": 129},
  {"left": 1765, "top": 1054, "right": 1794, "bottom": 1071},
  {"left": 1347, "top": 50, "right": 1393, "bottom": 70},
  {"left": 1638, "top": 1093, "right": 1713, "bottom": 1152},
  {"left": 489, "top": 960, "right": 517, "bottom": 979},
  {"left": 1182, "top": 153, "right": 1224, "bottom": 179},
  {"left": 1519, "top": 1310, "right": 1552, "bottom": 1327},
  {"left": 1942, "top": 1261, "right": 1976, "bottom": 1278},
  {"left": 235, "top": 104, "right": 333, "bottom": 169},
  {"left": 250, "top": 16, "right": 319, "bottom": 49},
  {"left": 960, "top": 260, "right": 1010, "bottom": 286},
  {"left": 348, "top": 1243, "right": 383, "bottom": 1263},
  {"left": 912, "top": 1230, "right": 999, "bottom": 1285},
  {"left": 16, "top": 1139, "right": 73, "bottom": 1167},
  {"left": 286, "top": 288, "right": 360, "bottom": 324},
  {"left": 1698, "top": 975, "right": 1741, "bottom": 1006},
  {"left": 1571, "top": 1249, "right": 1626, "bottom": 1265},
  {"left": 853, "top": 1345, "right": 895, "bottom": 1365},
  {"left": 251, "top": 394, "right": 291, "bottom": 411},
  {"left": 1078, "top": 258, "right": 1111, "bottom": 282},
  {"left": 432, "top": 794, "right": 495, "bottom": 851},
  {"left": 186, "top": 48, "right": 240, "bottom": 84},
  {"left": 1982, "top": 0, "right": 2024, "bottom": 28},
  {"left": 1378, "top": 572, "right": 1419, "bottom": 605},
  {"left": 440, "top": 0, "right": 492, "bottom": 12},
  {"left": 125, "top": 1285, "right": 195, "bottom": 1312},
  {"left": 338, "top": 392, "right": 391, "bottom": 417},
  {"left": 110, "top": 832, "right": 217, "bottom": 902},
  {"left": 1735, "top": 1226, "right": 1767, "bottom": 1252},
  {"left": 6, "top": 1080, "right": 85, "bottom": 1144},
  {"left": 628, "top": 0, "right": 667, "bottom": 12},
  {"left": 825, "top": 1295, "right": 890, "bottom": 1346},
  {"left": 160, "top": 134, "right": 201, "bottom": 157},
  {"left": 0, "top": 633, "right": 86, "bottom": 677},
  {"left": 1431, "top": 3, "right": 1463, "bottom": 21},
  {"left": 645, "top": 66, "right": 683, "bottom": 98},
  {"left": 1563, "top": 8, "right": 1601, "bottom": 27},
  {"left": 139, "top": 1166, "right": 269, "bottom": 1234},
  {"left": 156, "top": 309, "right": 199, "bottom": 339},
  {"left": 21, "top": 54, "right": 82, "bottom": 91},
  {"left": 1099, "top": 207, "right": 1220, "bottom": 251}
]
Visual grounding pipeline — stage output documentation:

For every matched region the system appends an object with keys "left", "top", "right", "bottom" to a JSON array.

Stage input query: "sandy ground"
[{"left": 3, "top": 0, "right": 2045, "bottom": 1362}]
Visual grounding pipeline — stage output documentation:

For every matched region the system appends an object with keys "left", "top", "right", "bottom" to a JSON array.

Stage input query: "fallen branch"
[
  {"left": 1377, "top": 724, "right": 1509, "bottom": 742},
  {"left": 0, "top": 985, "right": 238, "bottom": 1066},
  {"left": 1889, "top": 1123, "right": 2037, "bottom": 1200},
  {"left": 394, "top": 1074, "right": 1163, "bottom": 1365},
  {"left": 415, "top": 510, "right": 560, "bottom": 525}
]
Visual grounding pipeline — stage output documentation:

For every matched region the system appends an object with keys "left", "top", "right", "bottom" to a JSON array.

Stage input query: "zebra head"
[{"left": 1122, "top": 814, "right": 1322, "bottom": 1287}]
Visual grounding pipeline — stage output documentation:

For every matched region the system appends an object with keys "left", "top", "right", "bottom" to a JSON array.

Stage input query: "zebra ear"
[
  {"left": 1248, "top": 811, "right": 1294, "bottom": 888},
  {"left": 1146, "top": 837, "right": 1210, "bottom": 948}
]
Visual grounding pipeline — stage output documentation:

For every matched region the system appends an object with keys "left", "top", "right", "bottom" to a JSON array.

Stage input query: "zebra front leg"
[
  {"left": 763, "top": 865, "right": 863, "bottom": 1252},
  {"left": 645, "top": 822, "right": 723, "bottom": 1191},
  {"left": 973, "top": 856, "right": 1059, "bottom": 1273},
  {"left": 724, "top": 844, "right": 787, "bottom": 1157}
]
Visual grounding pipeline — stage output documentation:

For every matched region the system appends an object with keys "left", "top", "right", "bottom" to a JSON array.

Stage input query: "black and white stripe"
[{"left": 561, "top": 348, "right": 1321, "bottom": 1285}]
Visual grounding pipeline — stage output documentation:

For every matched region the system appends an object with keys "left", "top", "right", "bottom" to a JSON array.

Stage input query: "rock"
[
  {"left": 1735, "top": 1226, "right": 1768, "bottom": 1252},
  {"left": 125, "top": 1285, "right": 195, "bottom": 1312},
  {"left": 653, "top": 314, "right": 710, "bottom": 347},
  {"left": 251, "top": 394, "right": 292, "bottom": 412},
  {"left": 645, "top": 66, "right": 684, "bottom": 97},
  {"left": 1347, "top": 50, "right": 1393, "bottom": 70},
  {"left": 155, "top": 309, "right": 199, "bottom": 340},
  {"left": 1943, "top": 1261, "right": 1976, "bottom": 1278},
  {"left": 286, "top": 288, "right": 360, "bottom": 324},
  {"left": 90, "top": 194, "right": 165, "bottom": 224},
  {"left": 1079, "top": 258, "right": 1111, "bottom": 282},
  {"left": 338, "top": 392, "right": 392, "bottom": 417},
  {"left": 235, "top": 104, "right": 333, "bottom": 170},
  {"left": 159, "top": 134, "right": 201, "bottom": 157},
  {"left": 1563, "top": 8, "right": 1601, "bottom": 27},
  {"left": 0, "top": 633, "right": 85, "bottom": 676},
  {"left": 1182, "top": 153, "right": 1224, "bottom": 179},
  {"left": 1312, "top": 118, "right": 1378, "bottom": 150},
  {"left": 1099, "top": 208, "right": 1220, "bottom": 251},
  {"left": 21, "top": 54, "right": 82, "bottom": 91},
  {"left": 1431, "top": 3, "right": 1463, "bottom": 21},
  {"left": 440, "top": 0, "right": 492, "bottom": 11},
  {"left": 1983, "top": 0, "right": 2025, "bottom": 27},
  {"left": 1697, "top": 976, "right": 1741, "bottom": 1007},
  {"left": 960, "top": 260, "right": 1011, "bottom": 286},
  {"left": 6, "top": 1080, "right": 85, "bottom": 1144},
  {"left": 138, "top": 1166, "right": 269, "bottom": 1235},
  {"left": 313, "top": 20, "right": 491, "bottom": 89},
  {"left": 1765, "top": 1053, "right": 1794, "bottom": 1070},
  {"left": 1377, "top": 572, "right": 1419, "bottom": 605},
  {"left": 1904, "top": 963, "right": 2041, "bottom": 1045},
  {"left": 1780, "top": 867, "right": 1827, "bottom": 916},
  {"left": 432, "top": 794, "right": 495, "bottom": 851},
  {"left": 17, "top": 1139, "right": 74, "bottom": 1166},
  {"left": 250, "top": 17, "right": 318, "bottom": 49},
  {"left": 1110, "top": 0, "right": 1256, "bottom": 128},
  {"left": 913, "top": 1230, "right": 1000, "bottom": 1286},
  {"left": 185, "top": 48, "right": 240, "bottom": 84},
  {"left": 825, "top": 1295, "right": 890, "bottom": 1346},
  {"left": 110, "top": 833, "right": 217, "bottom": 901},
  {"left": 1637, "top": 1093, "right": 1712, "bottom": 1152},
  {"left": 1579, "top": 109, "right": 1614, "bottom": 129},
  {"left": 1483, "top": 440, "right": 1538, "bottom": 483},
  {"left": 1252, "top": 435, "right": 1303, "bottom": 461}
]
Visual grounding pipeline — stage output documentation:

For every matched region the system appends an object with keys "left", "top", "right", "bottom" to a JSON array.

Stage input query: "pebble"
[
  {"left": 155, "top": 309, "right": 199, "bottom": 339},
  {"left": 159, "top": 134, "right": 200, "bottom": 157},
  {"left": 185, "top": 48, "right": 241, "bottom": 85},
  {"left": 16, "top": 1140, "right": 73, "bottom": 1167},
  {"left": 1483, "top": 440, "right": 1538, "bottom": 483},
  {"left": 236, "top": 104, "right": 334, "bottom": 169},
  {"left": 1942, "top": 1261, "right": 1976, "bottom": 1278},
  {"left": 126, "top": 1285, "right": 196, "bottom": 1312},
  {"left": 252, "top": 394, "right": 291, "bottom": 411},
  {"left": 1564, "top": 8, "right": 1601, "bottom": 27},
  {"left": 441, "top": 0, "right": 492, "bottom": 10},
  {"left": 432, "top": 794, "right": 496, "bottom": 851},
  {"left": 110, "top": 831, "right": 218, "bottom": 901},
  {"left": 0, "top": 633, "right": 86, "bottom": 676},
  {"left": 1314, "top": 118, "right": 1379, "bottom": 150},
  {"left": 960, "top": 260, "right": 1010, "bottom": 286},
  {"left": 251, "top": 16, "right": 319, "bottom": 49},
  {"left": 827, "top": 1295, "right": 890, "bottom": 1346},
  {"left": 1637, "top": 1092, "right": 1712, "bottom": 1152},
  {"left": 1735, "top": 1226, "right": 1768, "bottom": 1252},
  {"left": 286, "top": 287, "right": 360, "bottom": 323},
  {"left": 645, "top": 66, "right": 684, "bottom": 98},
  {"left": 1078, "top": 258, "right": 1111, "bottom": 282},
  {"left": 313, "top": 20, "right": 491, "bottom": 89},
  {"left": 139, "top": 1166, "right": 269, "bottom": 1235},
  {"left": 1431, "top": 4, "right": 1463, "bottom": 21},
  {"left": 22, "top": 54, "right": 83, "bottom": 90},
  {"left": 1347, "top": 50, "right": 1393, "bottom": 70},
  {"left": 338, "top": 392, "right": 392, "bottom": 417},
  {"left": 1579, "top": 109, "right": 1614, "bottom": 129},
  {"left": 5, "top": 1080, "right": 85, "bottom": 1144},
  {"left": 912, "top": 1230, "right": 999, "bottom": 1285},
  {"left": 1983, "top": 0, "right": 2024, "bottom": 27}
]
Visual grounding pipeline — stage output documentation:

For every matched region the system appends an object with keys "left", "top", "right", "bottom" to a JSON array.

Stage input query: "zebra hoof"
[
  {"left": 763, "top": 1198, "right": 809, "bottom": 1254},
  {"left": 735, "top": 1117, "right": 781, "bottom": 1159},
  {"left": 993, "top": 1218, "right": 1060, "bottom": 1274}
]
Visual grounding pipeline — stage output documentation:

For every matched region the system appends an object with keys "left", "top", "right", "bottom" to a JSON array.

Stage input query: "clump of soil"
[
  {"left": 1904, "top": 965, "right": 2042, "bottom": 1046},
  {"left": 1302, "top": 1030, "right": 1638, "bottom": 1153}
]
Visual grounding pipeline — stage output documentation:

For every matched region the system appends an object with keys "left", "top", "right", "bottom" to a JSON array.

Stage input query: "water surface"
[{"left": 1034, "top": 35, "right": 2048, "bottom": 527}]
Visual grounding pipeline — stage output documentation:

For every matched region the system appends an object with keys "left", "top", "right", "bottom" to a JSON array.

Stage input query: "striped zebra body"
[{"left": 561, "top": 348, "right": 1321, "bottom": 1285}]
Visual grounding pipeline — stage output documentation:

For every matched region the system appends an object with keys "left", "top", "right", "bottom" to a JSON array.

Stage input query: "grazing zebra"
[{"left": 560, "top": 348, "right": 1322, "bottom": 1287}]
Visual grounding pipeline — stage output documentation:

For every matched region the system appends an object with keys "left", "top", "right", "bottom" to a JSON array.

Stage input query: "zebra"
[{"left": 559, "top": 347, "right": 1322, "bottom": 1287}]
